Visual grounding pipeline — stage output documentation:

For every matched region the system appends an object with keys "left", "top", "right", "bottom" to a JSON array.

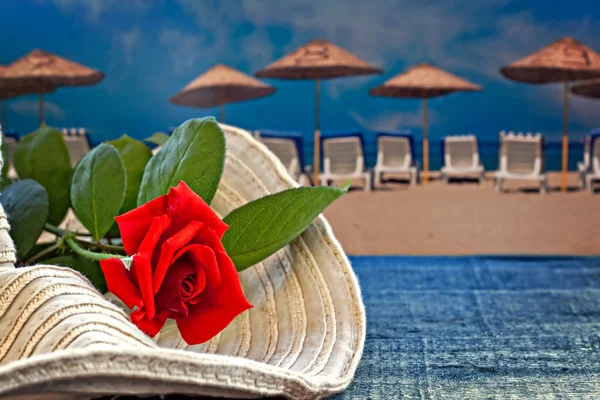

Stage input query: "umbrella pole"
[
  {"left": 423, "top": 99, "right": 429, "bottom": 184},
  {"left": 39, "top": 92, "right": 44, "bottom": 126},
  {"left": 561, "top": 81, "right": 569, "bottom": 192},
  {"left": 219, "top": 102, "right": 225, "bottom": 123},
  {"left": 313, "top": 78, "right": 321, "bottom": 186}
]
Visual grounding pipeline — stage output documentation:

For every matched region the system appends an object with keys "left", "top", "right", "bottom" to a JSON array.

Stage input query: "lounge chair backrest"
[
  {"left": 499, "top": 131, "right": 543, "bottom": 175},
  {"left": 323, "top": 136, "right": 364, "bottom": 175},
  {"left": 2, "top": 136, "right": 17, "bottom": 166},
  {"left": 377, "top": 136, "right": 412, "bottom": 169},
  {"left": 445, "top": 135, "right": 479, "bottom": 169},
  {"left": 593, "top": 137, "right": 600, "bottom": 175},
  {"left": 260, "top": 137, "right": 301, "bottom": 180},
  {"left": 61, "top": 127, "right": 90, "bottom": 166},
  {"left": 583, "top": 136, "right": 591, "bottom": 170}
]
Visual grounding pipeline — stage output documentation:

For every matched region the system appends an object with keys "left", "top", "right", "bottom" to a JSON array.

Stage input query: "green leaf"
[
  {"left": 1, "top": 142, "right": 10, "bottom": 190},
  {"left": 138, "top": 118, "right": 225, "bottom": 205},
  {"left": 222, "top": 183, "right": 349, "bottom": 271},
  {"left": 71, "top": 143, "right": 127, "bottom": 241},
  {"left": 13, "top": 126, "right": 72, "bottom": 225},
  {"left": 145, "top": 132, "right": 170, "bottom": 146},
  {"left": 107, "top": 135, "right": 152, "bottom": 214},
  {"left": 0, "top": 179, "right": 49, "bottom": 259},
  {"left": 45, "top": 255, "right": 107, "bottom": 293}
]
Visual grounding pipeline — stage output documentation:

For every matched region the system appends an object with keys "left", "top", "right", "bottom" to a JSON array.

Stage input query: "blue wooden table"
[{"left": 334, "top": 255, "right": 600, "bottom": 399}]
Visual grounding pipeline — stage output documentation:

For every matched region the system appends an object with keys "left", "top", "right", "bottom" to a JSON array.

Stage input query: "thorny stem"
[{"left": 64, "top": 237, "right": 125, "bottom": 262}]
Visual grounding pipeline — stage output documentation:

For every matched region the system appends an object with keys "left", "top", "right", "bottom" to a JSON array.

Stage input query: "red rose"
[{"left": 100, "top": 181, "right": 252, "bottom": 345}]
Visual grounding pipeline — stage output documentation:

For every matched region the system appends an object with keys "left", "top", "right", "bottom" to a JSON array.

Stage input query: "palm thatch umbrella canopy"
[
  {"left": 571, "top": 79, "right": 600, "bottom": 98},
  {"left": 0, "top": 65, "right": 55, "bottom": 130},
  {"left": 370, "top": 63, "right": 482, "bottom": 183},
  {"left": 170, "top": 64, "right": 276, "bottom": 123},
  {"left": 0, "top": 50, "right": 104, "bottom": 125},
  {"left": 256, "top": 39, "right": 382, "bottom": 184},
  {"left": 500, "top": 37, "right": 600, "bottom": 191}
]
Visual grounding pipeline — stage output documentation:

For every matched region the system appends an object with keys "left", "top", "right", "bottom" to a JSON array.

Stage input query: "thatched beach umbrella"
[
  {"left": 500, "top": 37, "right": 600, "bottom": 191},
  {"left": 170, "top": 64, "right": 276, "bottom": 122},
  {"left": 369, "top": 63, "right": 482, "bottom": 183},
  {"left": 0, "top": 50, "right": 104, "bottom": 125},
  {"left": 0, "top": 65, "right": 55, "bottom": 130},
  {"left": 571, "top": 79, "right": 600, "bottom": 98},
  {"left": 256, "top": 39, "right": 382, "bottom": 184}
]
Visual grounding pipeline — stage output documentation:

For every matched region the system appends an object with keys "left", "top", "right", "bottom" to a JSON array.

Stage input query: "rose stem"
[
  {"left": 64, "top": 237, "right": 124, "bottom": 261},
  {"left": 45, "top": 223, "right": 125, "bottom": 253},
  {"left": 25, "top": 243, "right": 60, "bottom": 265}
]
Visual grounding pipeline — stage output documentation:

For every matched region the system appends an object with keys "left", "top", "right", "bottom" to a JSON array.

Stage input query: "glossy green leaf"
[
  {"left": 108, "top": 135, "right": 152, "bottom": 214},
  {"left": 71, "top": 144, "right": 126, "bottom": 241},
  {"left": 45, "top": 255, "right": 107, "bottom": 293},
  {"left": 0, "top": 179, "right": 49, "bottom": 259},
  {"left": 1, "top": 142, "right": 10, "bottom": 190},
  {"left": 222, "top": 183, "right": 350, "bottom": 271},
  {"left": 138, "top": 118, "right": 225, "bottom": 205},
  {"left": 13, "top": 126, "right": 72, "bottom": 225},
  {"left": 145, "top": 132, "right": 170, "bottom": 146}
]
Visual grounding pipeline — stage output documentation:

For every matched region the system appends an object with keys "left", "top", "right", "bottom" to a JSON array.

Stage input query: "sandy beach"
[{"left": 324, "top": 172, "right": 600, "bottom": 255}]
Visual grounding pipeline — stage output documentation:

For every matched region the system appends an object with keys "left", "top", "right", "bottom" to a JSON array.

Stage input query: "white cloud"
[
  {"left": 159, "top": 29, "right": 203, "bottom": 76},
  {"left": 11, "top": 99, "right": 65, "bottom": 120},
  {"left": 349, "top": 109, "right": 438, "bottom": 131},
  {"left": 173, "top": 0, "right": 599, "bottom": 82},
  {"left": 41, "top": 0, "right": 151, "bottom": 21},
  {"left": 118, "top": 28, "right": 140, "bottom": 65}
]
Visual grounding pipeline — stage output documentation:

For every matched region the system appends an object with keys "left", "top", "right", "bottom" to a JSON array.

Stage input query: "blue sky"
[{"left": 0, "top": 0, "right": 599, "bottom": 145}]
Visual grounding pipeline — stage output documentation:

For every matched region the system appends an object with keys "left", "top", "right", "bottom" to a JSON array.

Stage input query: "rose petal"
[
  {"left": 132, "top": 255, "right": 156, "bottom": 320},
  {"left": 131, "top": 308, "right": 168, "bottom": 338},
  {"left": 116, "top": 194, "right": 168, "bottom": 255},
  {"left": 176, "top": 251, "right": 252, "bottom": 345},
  {"left": 137, "top": 215, "right": 172, "bottom": 259},
  {"left": 155, "top": 260, "right": 195, "bottom": 317},
  {"left": 177, "top": 244, "right": 222, "bottom": 294},
  {"left": 153, "top": 220, "right": 204, "bottom": 291},
  {"left": 194, "top": 224, "right": 226, "bottom": 253},
  {"left": 167, "top": 181, "right": 228, "bottom": 239},
  {"left": 100, "top": 258, "right": 142, "bottom": 310}
]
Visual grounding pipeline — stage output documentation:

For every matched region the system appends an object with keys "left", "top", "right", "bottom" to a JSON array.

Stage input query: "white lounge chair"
[
  {"left": 373, "top": 134, "right": 419, "bottom": 186},
  {"left": 2, "top": 135, "right": 18, "bottom": 181},
  {"left": 256, "top": 132, "right": 311, "bottom": 186},
  {"left": 494, "top": 131, "right": 548, "bottom": 194},
  {"left": 320, "top": 135, "right": 371, "bottom": 191},
  {"left": 578, "top": 135, "right": 591, "bottom": 189},
  {"left": 61, "top": 127, "right": 90, "bottom": 166},
  {"left": 585, "top": 136, "right": 600, "bottom": 193},
  {"left": 441, "top": 135, "right": 484, "bottom": 183}
]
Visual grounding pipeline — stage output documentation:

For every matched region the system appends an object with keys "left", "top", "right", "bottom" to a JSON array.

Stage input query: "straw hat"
[
  {"left": 170, "top": 64, "right": 276, "bottom": 108},
  {"left": 500, "top": 37, "right": 600, "bottom": 84},
  {"left": 256, "top": 39, "right": 382, "bottom": 79},
  {"left": 0, "top": 49, "right": 104, "bottom": 90},
  {"left": 369, "top": 63, "right": 482, "bottom": 98},
  {"left": 571, "top": 79, "right": 600, "bottom": 98},
  {"left": 0, "top": 126, "right": 365, "bottom": 399}
]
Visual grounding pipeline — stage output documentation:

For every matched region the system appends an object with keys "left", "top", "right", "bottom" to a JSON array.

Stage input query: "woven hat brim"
[{"left": 0, "top": 124, "right": 365, "bottom": 400}]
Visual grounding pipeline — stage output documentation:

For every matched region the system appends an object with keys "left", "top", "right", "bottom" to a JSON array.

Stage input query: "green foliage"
[
  {"left": 145, "top": 132, "right": 170, "bottom": 146},
  {"left": 70, "top": 144, "right": 126, "bottom": 241},
  {"left": 222, "top": 182, "right": 350, "bottom": 271},
  {"left": 0, "top": 179, "right": 49, "bottom": 259},
  {"left": 13, "top": 126, "right": 72, "bottom": 225},
  {"left": 138, "top": 118, "right": 225, "bottom": 205},
  {"left": 108, "top": 135, "right": 152, "bottom": 214}
]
